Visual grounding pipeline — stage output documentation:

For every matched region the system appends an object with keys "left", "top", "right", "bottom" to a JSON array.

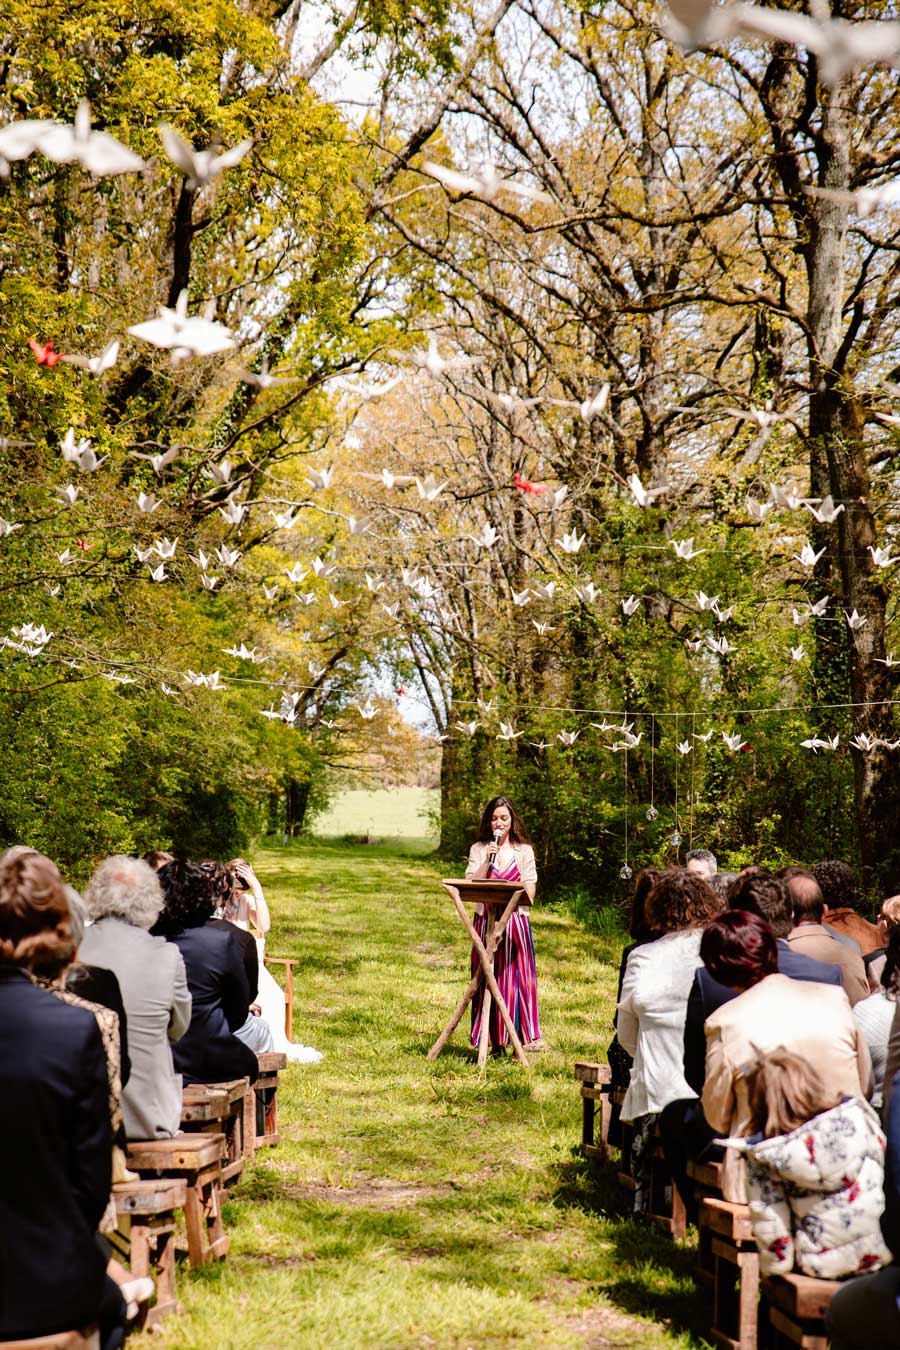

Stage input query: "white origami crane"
[
  {"left": 63, "top": 340, "right": 120, "bottom": 376},
  {"left": 416, "top": 474, "right": 449, "bottom": 501},
  {"left": 791, "top": 644, "right": 806, "bottom": 661},
  {"left": 365, "top": 573, "right": 384, "bottom": 593},
  {"left": 130, "top": 447, "right": 179, "bottom": 475},
  {"left": 57, "top": 548, "right": 75, "bottom": 566},
  {"left": 712, "top": 603, "right": 734, "bottom": 623},
  {"left": 808, "top": 596, "right": 830, "bottom": 617},
  {"left": 219, "top": 500, "right": 246, "bottom": 525},
  {"left": 794, "top": 542, "right": 825, "bottom": 570},
  {"left": 559, "top": 530, "right": 585, "bottom": 554},
  {"left": 190, "top": 550, "right": 212, "bottom": 571},
  {"left": 498, "top": 721, "right": 524, "bottom": 740},
  {"left": 0, "top": 518, "right": 22, "bottom": 537},
  {"left": 532, "top": 582, "right": 556, "bottom": 601},
  {"left": 745, "top": 497, "right": 773, "bottom": 521},
  {"left": 232, "top": 360, "right": 297, "bottom": 390},
  {"left": 875, "top": 652, "right": 898, "bottom": 666},
  {"left": 284, "top": 563, "right": 308, "bottom": 584},
  {"left": 129, "top": 290, "right": 234, "bottom": 361},
  {"left": 215, "top": 544, "right": 241, "bottom": 567},
  {"left": 200, "top": 574, "right": 220, "bottom": 591},
  {"left": 262, "top": 584, "right": 278, "bottom": 600},
  {"left": 161, "top": 683, "right": 176, "bottom": 695},
  {"left": 849, "top": 733, "right": 878, "bottom": 752},
  {"left": 60, "top": 428, "right": 92, "bottom": 463},
  {"left": 511, "top": 588, "right": 532, "bottom": 607},
  {"left": 621, "top": 595, "right": 640, "bottom": 616},
  {"left": 870, "top": 546, "right": 899, "bottom": 568},
  {"left": 846, "top": 609, "right": 867, "bottom": 630},
  {"left": 455, "top": 721, "right": 479, "bottom": 735},
  {"left": 722, "top": 732, "right": 747, "bottom": 752},
  {"left": 807, "top": 494, "right": 845, "bottom": 524},
  {"left": 557, "top": 730, "right": 580, "bottom": 745},
  {"left": 695, "top": 729, "right": 716, "bottom": 742},
  {"left": 148, "top": 563, "right": 167, "bottom": 582},
  {"left": 421, "top": 159, "right": 552, "bottom": 205},
  {"left": 382, "top": 602, "right": 400, "bottom": 619},
  {"left": 770, "top": 484, "right": 812, "bottom": 512},
  {"left": 137, "top": 492, "right": 161, "bottom": 513},
  {"left": 628, "top": 473, "right": 665, "bottom": 508},
  {"left": 346, "top": 516, "right": 371, "bottom": 536},
  {"left": 532, "top": 620, "right": 553, "bottom": 635},
  {"left": 224, "top": 643, "right": 267, "bottom": 663},
  {"left": 328, "top": 593, "right": 348, "bottom": 609},
  {"left": 357, "top": 700, "right": 377, "bottom": 719},
  {"left": 158, "top": 124, "right": 252, "bottom": 189},
  {"left": 153, "top": 537, "right": 178, "bottom": 559},
  {"left": 707, "top": 635, "right": 735, "bottom": 655},
  {"left": 551, "top": 486, "right": 569, "bottom": 508},
  {"left": 133, "top": 546, "right": 154, "bottom": 563},
  {"left": 355, "top": 374, "right": 403, "bottom": 401},
  {"left": 405, "top": 336, "right": 475, "bottom": 379},
  {"left": 695, "top": 591, "right": 720, "bottom": 611},
  {"left": 296, "top": 590, "right": 315, "bottom": 606},
  {"left": 808, "top": 181, "right": 900, "bottom": 218},
  {"left": 310, "top": 556, "right": 335, "bottom": 578},
  {"left": 677, "top": 740, "right": 693, "bottom": 755},
  {"left": 206, "top": 460, "right": 233, "bottom": 486},
  {"left": 672, "top": 537, "right": 705, "bottom": 560},
  {"left": 30, "top": 100, "right": 146, "bottom": 175},
  {"left": 472, "top": 523, "right": 499, "bottom": 548},
  {"left": 792, "top": 609, "right": 807, "bottom": 627},
  {"left": 580, "top": 385, "right": 610, "bottom": 421},
  {"left": 44, "top": 583, "right": 61, "bottom": 597},
  {"left": 305, "top": 466, "right": 333, "bottom": 491},
  {"left": 573, "top": 581, "right": 601, "bottom": 603},
  {"left": 269, "top": 510, "right": 298, "bottom": 530},
  {"left": 529, "top": 740, "right": 552, "bottom": 751},
  {"left": 56, "top": 484, "right": 79, "bottom": 504}
]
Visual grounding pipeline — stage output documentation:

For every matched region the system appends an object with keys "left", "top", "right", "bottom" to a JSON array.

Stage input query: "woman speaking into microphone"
[{"left": 465, "top": 796, "right": 544, "bottom": 1052}]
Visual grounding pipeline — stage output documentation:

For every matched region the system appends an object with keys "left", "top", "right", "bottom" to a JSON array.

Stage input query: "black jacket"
[
  {"left": 65, "top": 961, "right": 131, "bottom": 1085},
  {"left": 0, "top": 967, "right": 111, "bottom": 1339},
  {"left": 168, "top": 925, "right": 258, "bottom": 1085},
  {"left": 206, "top": 918, "right": 258, "bottom": 1003}
]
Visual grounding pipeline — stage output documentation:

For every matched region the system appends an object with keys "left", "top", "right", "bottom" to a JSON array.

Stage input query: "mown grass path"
[{"left": 135, "top": 842, "right": 709, "bottom": 1349}]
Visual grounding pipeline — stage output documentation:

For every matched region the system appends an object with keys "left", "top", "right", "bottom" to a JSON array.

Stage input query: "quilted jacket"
[{"left": 726, "top": 1095, "right": 893, "bottom": 1279}]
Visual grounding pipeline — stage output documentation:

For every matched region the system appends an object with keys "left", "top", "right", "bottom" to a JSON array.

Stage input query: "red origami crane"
[
  {"left": 28, "top": 339, "right": 63, "bottom": 367},
  {"left": 514, "top": 471, "right": 545, "bottom": 495},
  {"left": 75, "top": 538, "right": 94, "bottom": 552}
]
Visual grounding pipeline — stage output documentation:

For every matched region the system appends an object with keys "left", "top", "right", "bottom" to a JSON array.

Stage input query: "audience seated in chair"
[
  {"left": 813, "top": 859, "right": 882, "bottom": 954},
  {"left": 0, "top": 847, "right": 127, "bottom": 1349},
  {"left": 781, "top": 868, "right": 869, "bottom": 1005},
  {"left": 154, "top": 859, "right": 259, "bottom": 1086},
  {"left": 80, "top": 855, "right": 192, "bottom": 1139}
]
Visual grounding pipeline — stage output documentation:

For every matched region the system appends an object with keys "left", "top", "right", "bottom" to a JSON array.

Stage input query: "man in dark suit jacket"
[{"left": 0, "top": 965, "right": 125, "bottom": 1345}]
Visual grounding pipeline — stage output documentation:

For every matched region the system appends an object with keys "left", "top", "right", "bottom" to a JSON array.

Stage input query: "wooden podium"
[{"left": 428, "top": 879, "right": 530, "bottom": 1068}]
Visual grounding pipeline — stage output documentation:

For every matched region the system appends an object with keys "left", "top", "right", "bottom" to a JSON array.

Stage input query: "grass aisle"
[{"left": 136, "top": 841, "right": 708, "bottom": 1349}]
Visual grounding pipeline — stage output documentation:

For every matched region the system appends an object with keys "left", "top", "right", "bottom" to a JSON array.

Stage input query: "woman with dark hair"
[
  {"left": 155, "top": 859, "right": 259, "bottom": 1085},
  {"left": 0, "top": 848, "right": 127, "bottom": 1348},
  {"left": 702, "top": 909, "right": 872, "bottom": 1200},
  {"left": 465, "top": 795, "right": 541, "bottom": 1052}
]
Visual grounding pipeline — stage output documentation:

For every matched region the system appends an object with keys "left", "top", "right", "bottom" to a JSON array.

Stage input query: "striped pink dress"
[{"left": 470, "top": 855, "right": 541, "bottom": 1048}]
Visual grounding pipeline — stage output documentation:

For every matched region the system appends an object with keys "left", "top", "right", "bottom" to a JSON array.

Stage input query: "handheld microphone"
[{"left": 492, "top": 827, "right": 502, "bottom": 842}]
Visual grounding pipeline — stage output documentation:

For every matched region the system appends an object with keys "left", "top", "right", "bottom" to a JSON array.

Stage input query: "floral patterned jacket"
[{"left": 724, "top": 1095, "right": 893, "bottom": 1279}]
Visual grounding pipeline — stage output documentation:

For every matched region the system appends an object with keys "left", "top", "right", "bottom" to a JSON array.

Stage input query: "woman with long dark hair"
[{"left": 465, "top": 795, "right": 542, "bottom": 1051}]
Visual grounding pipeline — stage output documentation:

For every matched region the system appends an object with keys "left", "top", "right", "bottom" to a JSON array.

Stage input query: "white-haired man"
[
  {"left": 80, "top": 855, "right": 191, "bottom": 1139},
  {"left": 685, "top": 848, "right": 717, "bottom": 882}
]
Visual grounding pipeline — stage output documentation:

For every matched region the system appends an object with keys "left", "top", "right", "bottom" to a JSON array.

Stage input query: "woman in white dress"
[{"left": 225, "top": 859, "right": 322, "bottom": 1064}]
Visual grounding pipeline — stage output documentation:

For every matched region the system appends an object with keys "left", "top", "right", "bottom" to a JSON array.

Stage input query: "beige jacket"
[
  {"left": 702, "top": 973, "right": 872, "bottom": 1201},
  {"left": 786, "top": 923, "right": 869, "bottom": 1006}
]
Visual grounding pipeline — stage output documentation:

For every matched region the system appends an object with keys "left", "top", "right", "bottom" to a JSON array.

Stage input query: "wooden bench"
[
  {"left": 181, "top": 1077, "right": 254, "bottom": 1184},
  {"left": 263, "top": 956, "right": 296, "bottom": 1040},
  {"left": 112, "top": 1177, "right": 187, "bottom": 1326},
  {"left": 0, "top": 1334, "right": 99, "bottom": 1349},
  {"left": 574, "top": 1061, "right": 612, "bottom": 1161},
  {"left": 699, "top": 1197, "right": 759, "bottom": 1350},
  {"left": 688, "top": 1157, "right": 724, "bottom": 1285},
  {"left": 254, "top": 1051, "right": 287, "bottom": 1149},
  {"left": 611, "top": 1090, "right": 687, "bottom": 1240},
  {"left": 126, "top": 1134, "right": 228, "bottom": 1267},
  {"left": 760, "top": 1272, "right": 841, "bottom": 1349}
]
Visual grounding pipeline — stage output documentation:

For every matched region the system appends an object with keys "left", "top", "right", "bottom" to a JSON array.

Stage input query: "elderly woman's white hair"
[{"left": 84, "top": 855, "right": 163, "bottom": 929}]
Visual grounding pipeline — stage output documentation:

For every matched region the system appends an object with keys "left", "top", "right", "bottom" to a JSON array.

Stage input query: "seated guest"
[
  {"left": 683, "top": 872, "right": 840, "bottom": 1097},
  {"left": 617, "top": 868, "right": 720, "bottom": 1212},
  {"left": 155, "top": 860, "right": 259, "bottom": 1085},
  {"left": 863, "top": 894, "right": 900, "bottom": 993},
  {"left": 728, "top": 1048, "right": 891, "bottom": 1279},
  {"left": 685, "top": 848, "right": 717, "bottom": 882},
  {"left": 783, "top": 869, "right": 869, "bottom": 1004},
  {"left": 0, "top": 847, "right": 127, "bottom": 1349},
  {"left": 710, "top": 871, "right": 738, "bottom": 903},
  {"left": 80, "top": 855, "right": 191, "bottom": 1139},
  {"left": 826, "top": 1067, "right": 900, "bottom": 1348},
  {"left": 204, "top": 860, "right": 275, "bottom": 1056},
  {"left": 607, "top": 867, "right": 660, "bottom": 1148},
  {"left": 701, "top": 910, "right": 872, "bottom": 1200},
  {"left": 814, "top": 859, "right": 881, "bottom": 954}
]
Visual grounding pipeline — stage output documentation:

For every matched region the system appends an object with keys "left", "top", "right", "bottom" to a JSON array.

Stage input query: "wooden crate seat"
[
  {"left": 574, "top": 1061, "right": 612, "bottom": 1161},
  {"left": 254, "top": 1052, "right": 287, "bottom": 1149},
  {"left": 180, "top": 1077, "right": 254, "bottom": 1183},
  {"left": 698, "top": 1198, "right": 759, "bottom": 1350},
  {"left": 761, "top": 1272, "right": 842, "bottom": 1349},
  {"left": 125, "top": 1134, "right": 228, "bottom": 1267},
  {"left": 113, "top": 1177, "right": 187, "bottom": 1326},
  {"left": 0, "top": 1334, "right": 99, "bottom": 1349}
]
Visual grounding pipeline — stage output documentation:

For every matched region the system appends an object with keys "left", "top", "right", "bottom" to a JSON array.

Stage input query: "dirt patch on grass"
[
  {"left": 284, "top": 1176, "right": 453, "bottom": 1208},
  {"left": 558, "top": 1303, "right": 657, "bottom": 1348}
]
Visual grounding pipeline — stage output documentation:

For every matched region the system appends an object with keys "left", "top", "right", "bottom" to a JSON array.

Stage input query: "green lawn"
[
  {"left": 310, "top": 787, "right": 439, "bottom": 846},
  {"left": 133, "top": 840, "right": 710, "bottom": 1349}
]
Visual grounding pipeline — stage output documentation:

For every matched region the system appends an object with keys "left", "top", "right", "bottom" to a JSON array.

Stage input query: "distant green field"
[{"left": 310, "top": 787, "right": 439, "bottom": 842}]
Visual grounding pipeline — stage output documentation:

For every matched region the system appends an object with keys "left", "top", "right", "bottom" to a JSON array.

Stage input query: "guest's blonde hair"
[
  {"left": 746, "top": 1048, "right": 842, "bottom": 1138},
  {"left": 879, "top": 896, "right": 900, "bottom": 933}
]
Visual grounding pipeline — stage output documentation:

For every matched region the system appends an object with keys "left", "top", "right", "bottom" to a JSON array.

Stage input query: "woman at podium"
[{"left": 465, "top": 796, "right": 543, "bottom": 1051}]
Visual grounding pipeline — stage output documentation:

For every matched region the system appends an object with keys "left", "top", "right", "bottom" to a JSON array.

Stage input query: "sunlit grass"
[{"left": 131, "top": 840, "right": 711, "bottom": 1349}]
